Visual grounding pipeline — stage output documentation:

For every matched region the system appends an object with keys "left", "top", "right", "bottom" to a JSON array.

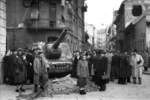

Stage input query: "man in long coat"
[
  {"left": 33, "top": 50, "right": 48, "bottom": 92},
  {"left": 130, "top": 49, "right": 144, "bottom": 84},
  {"left": 111, "top": 51, "right": 119, "bottom": 81},
  {"left": 118, "top": 51, "right": 130, "bottom": 84},
  {"left": 142, "top": 50, "right": 149, "bottom": 71},
  {"left": 71, "top": 51, "right": 81, "bottom": 78},
  {"left": 8, "top": 48, "right": 18, "bottom": 85},
  {"left": 95, "top": 50, "right": 108, "bottom": 91},
  {"left": 26, "top": 50, "right": 34, "bottom": 84}
]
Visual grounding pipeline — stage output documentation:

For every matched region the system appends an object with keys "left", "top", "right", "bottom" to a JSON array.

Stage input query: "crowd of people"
[
  {"left": 72, "top": 49, "right": 147, "bottom": 95},
  {"left": 2, "top": 47, "right": 148, "bottom": 95},
  {"left": 3, "top": 47, "right": 49, "bottom": 93}
]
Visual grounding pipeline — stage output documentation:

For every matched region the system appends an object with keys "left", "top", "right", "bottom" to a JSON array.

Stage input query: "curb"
[{"left": 143, "top": 72, "right": 150, "bottom": 75}]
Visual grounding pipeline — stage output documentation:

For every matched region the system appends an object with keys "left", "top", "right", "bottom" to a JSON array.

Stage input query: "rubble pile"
[{"left": 39, "top": 75, "right": 99, "bottom": 97}]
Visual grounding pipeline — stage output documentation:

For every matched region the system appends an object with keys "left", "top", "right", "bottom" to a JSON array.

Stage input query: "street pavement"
[{"left": 0, "top": 74, "right": 150, "bottom": 100}]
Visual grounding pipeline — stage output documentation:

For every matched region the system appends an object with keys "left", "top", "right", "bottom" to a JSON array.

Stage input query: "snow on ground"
[{"left": 0, "top": 74, "right": 150, "bottom": 100}]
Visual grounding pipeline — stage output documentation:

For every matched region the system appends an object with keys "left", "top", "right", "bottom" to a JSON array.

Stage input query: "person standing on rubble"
[{"left": 77, "top": 54, "right": 89, "bottom": 95}]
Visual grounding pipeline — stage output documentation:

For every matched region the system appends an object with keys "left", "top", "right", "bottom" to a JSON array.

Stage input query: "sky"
[{"left": 85, "top": 0, "right": 124, "bottom": 30}]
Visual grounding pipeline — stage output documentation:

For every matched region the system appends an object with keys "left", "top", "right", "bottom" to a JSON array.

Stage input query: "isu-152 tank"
[{"left": 29, "top": 29, "right": 73, "bottom": 76}]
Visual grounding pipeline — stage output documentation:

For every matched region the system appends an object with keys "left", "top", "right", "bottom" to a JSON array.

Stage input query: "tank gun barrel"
[{"left": 52, "top": 29, "right": 68, "bottom": 49}]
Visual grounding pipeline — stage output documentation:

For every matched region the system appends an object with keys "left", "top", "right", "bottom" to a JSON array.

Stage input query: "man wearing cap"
[
  {"left": 130, "top": 49, "right": 144, "bottom": 84},
  {"left": 33, "top": 50, "right": 48, "bottom": 92},
  {"left": 95, "top": 49, "right": 108, "bottom": 91}
]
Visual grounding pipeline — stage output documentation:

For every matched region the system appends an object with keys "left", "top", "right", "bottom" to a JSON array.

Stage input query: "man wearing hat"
[
  {"left": 33, "top": 50, "right": 48, "bottom": 92},
  {"left": 130, "top": 49, "right": 144, "bottom": 84},
  {"left": 95, "top": 49, "right": 108, "bottom": 91},
  {"left": 26, "top": 50, "right": 34, "bottom": 84},
  {"left": 8, "top": 48, "right": 18, "bottom": 85}
]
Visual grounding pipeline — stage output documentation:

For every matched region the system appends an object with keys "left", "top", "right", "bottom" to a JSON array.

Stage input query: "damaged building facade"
[
  {"left": 6, "top": 0, "right": 88, "bottom": 52},
  {"left": 114, "top": 0, "right": 150, "bottom": 54}
]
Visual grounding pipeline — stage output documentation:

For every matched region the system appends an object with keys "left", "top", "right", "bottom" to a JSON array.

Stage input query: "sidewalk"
[{"left": 143, "top": 68, "right": 150, "bottom": 75}]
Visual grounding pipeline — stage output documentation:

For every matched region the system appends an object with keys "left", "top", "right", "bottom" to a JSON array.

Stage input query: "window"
[
  {"left": 49, "top": 3, "right": 56, "bottom": 25},
  {"left": 30, "top": 4, "right": 39, "bottom": 20},
  {"left": 132, "top": 5, "right": 142, "bottom": 16},
  {"left": 49, "top": 21, "right": 55, "bottom": 27},
  {"left": 47, "top": 37, "right": 57, "bottom": 43},
  {"left": 62, "top": 15, "right": 65, "bottom": 23}
]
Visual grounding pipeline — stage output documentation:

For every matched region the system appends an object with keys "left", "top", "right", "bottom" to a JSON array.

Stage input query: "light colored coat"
[
  {"left": 33, "top": 57, "right": 43, "bottom": 84},
  {"left": 105, "top": 53, "right": 113, "bottom": 78},
  {"left": 130, "top": 54, "right": 144, "bottom": 77}
]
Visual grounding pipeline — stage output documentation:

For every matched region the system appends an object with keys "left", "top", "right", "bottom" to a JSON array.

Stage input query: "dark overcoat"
[
  {"left": 72, "top": 56, "right": 81, "bottom": 77},
  {"left": 8, "top": 53, "right": 18, "bottom": 78},
  {"left": 26, "top": 54, "right": 34, "bottom": 81},
  {"left": 14, "top": 55, "right": 27, "bottom": 84},
  {"left": 3, "top": 55, "right": 11, "bottom": 81},
  {"left": 111, "top": 55, "right": 120, "bottom": 78},
  {"left": 119, "top": 55, "right": 130, "bottom": 78},
  {"left": 94, "top": 55, "right": 108, "bottom": 85}
]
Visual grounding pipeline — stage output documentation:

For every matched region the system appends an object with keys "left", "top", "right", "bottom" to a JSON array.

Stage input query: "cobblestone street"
[{"left": 0, "top": 74, "right": 150, "bottom": 100}]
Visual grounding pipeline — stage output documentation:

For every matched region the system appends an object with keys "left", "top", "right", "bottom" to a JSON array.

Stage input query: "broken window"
[
  {"left": 132, "top": 5, "right": 142, "bottom": 16},
  {"left": 30, "top": 4, "right": 39, "bottom": 20},
  {"left": 47, "top": 37, "right": 57, "bottom": 43}
]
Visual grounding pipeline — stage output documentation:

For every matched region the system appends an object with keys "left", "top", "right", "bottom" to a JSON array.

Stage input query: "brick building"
[{"left": 6, "top": 0, "right": 87, "bottom": 53}]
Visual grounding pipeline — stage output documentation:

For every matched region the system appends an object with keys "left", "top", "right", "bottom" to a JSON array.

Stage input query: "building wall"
[
  {"left": 124, "top": 0, "right": 150, "bottom": 27},
  {"left": 85, "top": 23, "right": 97, "bottom": 48},
  {"left": 146, "top": 15, "right": 150, "bottom": 53},
  {"left": 6, "top": 0, "right": 86, "bottom": 52},
  {"left": 135, "top": 16, "right": 146, "bottom": 54},
  {"left": 115, "top": 0, "right": 150, "bottom": 52},
  {"left": 97, "top": 32, "right": 106, "bottom": 49},
  {"left": 0, "top": 0, "right": 6, "bottom": 84}
]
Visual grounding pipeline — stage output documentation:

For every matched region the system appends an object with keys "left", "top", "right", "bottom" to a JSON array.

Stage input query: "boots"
[
  {"left": 133, "top": 77, "right": 136, "bottom": 84},
  {"left": 138, "top": 77, "right": 142, "bottom": 85},
  {"left": 34, "top": 84, "right": 38, "bottom": 92},
  {"left": 79, "top": 89, "right": 86, "bottom": 95}
]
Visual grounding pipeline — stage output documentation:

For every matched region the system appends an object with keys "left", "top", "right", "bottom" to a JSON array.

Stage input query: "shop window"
[{"left": 132, "top": 5, "right": 142, "bottom": 16}]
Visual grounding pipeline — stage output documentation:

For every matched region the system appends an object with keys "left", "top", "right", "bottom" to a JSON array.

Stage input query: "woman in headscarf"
[{"left": 15, "top": 48, "right": 27, "bottom": 92}]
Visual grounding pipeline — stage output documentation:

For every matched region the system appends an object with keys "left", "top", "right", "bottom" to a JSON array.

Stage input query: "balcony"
[{"left": 26, "top": 19, "right": 74, "bottom": 31}]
